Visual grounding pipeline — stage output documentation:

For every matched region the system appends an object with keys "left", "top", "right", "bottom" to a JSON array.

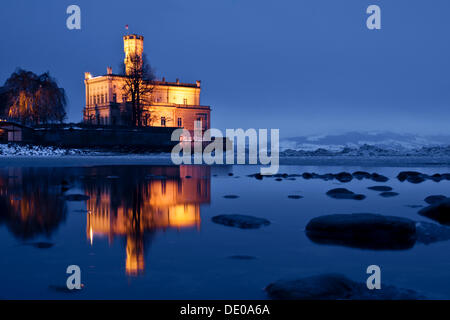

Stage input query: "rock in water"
[
  {"left": 397, "top": 171, "right": 421, "bottom": 181},
  {"left": 302, "top": 172, "right": 313, "bottom": 179},
  {"left": 397, "top": 171, "right": 426, "bottom": 184},
  {"left": 371, "top": 173, "right": 389, "bottom": 182},
  {"left": 335, "top": 172, "right": 353, "bottom": 183},
  {"left": 352, "top": 171, "right": 372, "bottom": 180},
  {"left": 64, "top": 194, "right": 90, "bottom": 201},
  {"left": 415, "top": 221, "right": 450, "bottom": 245},
  {"left": 223, "top": 195, "right": 240, "bottom": 199},
  {"left": 212, "top": 214, "right": 270, "bottom": 229},
  {"left": 25, "top": 242, "right": 55, "bottom": 249},
  {"left": 379, "top": 192, "right": 399, "bottom": 198},
  {"left": 418, "top": 199, "right": 450, "bottom": 225},
  {"left": 305, "top": 213, "right": 417, "bottom": 250},
  {"left": 326, "top": 188, "right": 366, "bottom": 200},
  {"left": 424, "top": 195, "right": 447, "bottom": 205},
  {"left": 367, "top": 186, "right": 393, "bottom": 192},
  {"left": 265, "top": 274, "right": 424, "bottom": 300},
  {"left": 287, "top": 195, "right": 303, "bottom": 199}
]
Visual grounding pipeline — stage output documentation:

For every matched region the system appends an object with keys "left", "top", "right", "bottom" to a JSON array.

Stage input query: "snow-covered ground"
[
  {"left": 1, "top": 129, "right": 450, "bottom": 167},
  {"left": 0, "top": 144, "right": 91, "bottom": 156}
]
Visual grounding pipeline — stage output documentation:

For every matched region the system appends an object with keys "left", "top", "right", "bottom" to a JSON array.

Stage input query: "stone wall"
[{"left": 32, "top": 126, "right": 178, "bottom": 150}]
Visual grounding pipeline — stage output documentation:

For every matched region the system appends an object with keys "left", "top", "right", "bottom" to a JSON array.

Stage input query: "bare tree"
[{"left": 120, "top": 54, "right": 156, "bottom": 127}]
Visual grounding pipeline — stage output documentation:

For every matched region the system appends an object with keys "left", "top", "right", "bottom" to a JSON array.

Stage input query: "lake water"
[{"left": 1, "top": 163, "right": 450, "bottom": 299}]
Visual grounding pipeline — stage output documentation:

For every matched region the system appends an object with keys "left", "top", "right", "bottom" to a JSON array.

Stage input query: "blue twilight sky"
[{"left": 0, "top": 0, "right": 449, "bottom": 137}]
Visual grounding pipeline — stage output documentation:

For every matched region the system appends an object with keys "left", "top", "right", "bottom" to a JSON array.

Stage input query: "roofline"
[{"left": 86, "top": 74, "right": 201, "bottom": 88}]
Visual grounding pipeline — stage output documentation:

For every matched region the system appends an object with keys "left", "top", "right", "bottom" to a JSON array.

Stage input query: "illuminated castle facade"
[{"left": 83, "top": 34, "right": 211, "bottom": 134}]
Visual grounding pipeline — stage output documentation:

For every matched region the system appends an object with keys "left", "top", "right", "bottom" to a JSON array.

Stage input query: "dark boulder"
[
  {"left": 247, "top": 173, "right": 263, "bottom": 180},
  {"left": 424, "top": 195, "right": 447, "bottom": 205},
  {"left": 415, "top": 221, "right": 450, "bottom": 245},
  {"left": 418, "top": 199, "right": 450, "bottom": 225},
  {"left": 368, "top": 186, "right": 393, "bottom": 192},
  {"left": 320, "top": 173, "right": 335, "bottom": 181},
  {"left": 370, "top": 173, "right": 389, "bottom": 182},
  {"left": 223, "top": 195, "right": 240, "bottom": 199},
  {"left": 397, "top": 171, "right": 421, "bottom": 181},
  {"left": 430, "top": 174, "right": 444, "bottom": 182},
  {"left": 302, "top": 172, "right": 313, "bottom": 179},
  {"left": 334, "top": 172, "right": 353, "bottom": 183},
  {"left": 212, "top": 214, "right": 270, "bottom": 229},
  {"left": 305, "top": 213, "right": 417, "bottom": 250},
  {"left": 326, "top": 188, "right": 366, "bottom": 200},
  {"left": 25, "top": 242, "right": 55, "bottom": 249},
  {"left": 397, "top": 171, "right": 426, "bottom": 184},
  {"left": 352, "top": 171, "right": 372, "bottom": 180},
  {"left": 379, "top": 192, "right": 399, "bottom": 198},
  {"left": 265, "top": 273, "right": 423, "bottom": 300}
]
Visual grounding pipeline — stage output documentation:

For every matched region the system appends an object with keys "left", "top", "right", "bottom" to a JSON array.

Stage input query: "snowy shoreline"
[
  {"left": 0, "top": 143, "right": 449, "bottom": 167},
  {"left": 0, "top": 155, "right": 449, "bottom": 168}
]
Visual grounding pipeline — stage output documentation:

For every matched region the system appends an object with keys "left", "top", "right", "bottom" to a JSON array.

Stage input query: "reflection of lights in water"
[
  {"left": 85, "top": 166, "right": 210, "bottom": 276},
  {"left": 126, "top": 236, "right": 144, "bottom": 276}
]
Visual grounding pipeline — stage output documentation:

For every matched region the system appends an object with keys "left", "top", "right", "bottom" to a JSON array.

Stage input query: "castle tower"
[{"left": 123, "top": 34, "right": 144, "bottom": 75}]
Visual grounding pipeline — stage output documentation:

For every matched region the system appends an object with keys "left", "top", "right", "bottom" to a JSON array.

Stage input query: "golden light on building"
[
  {"left": 83, "top": 34, "right": 211, "bottom": 133},
  {"left": 123, "top": 34, "right": 144, "bottom": 75}
]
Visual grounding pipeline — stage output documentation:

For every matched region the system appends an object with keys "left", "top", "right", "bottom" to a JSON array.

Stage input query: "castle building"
[{"left": 83, "top": 34, "right": 211, "bottom": 135}]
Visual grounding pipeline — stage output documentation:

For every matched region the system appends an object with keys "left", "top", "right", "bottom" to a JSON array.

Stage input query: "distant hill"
[{"left": 281, "top": 131, "right": 450, "bottom": 152}]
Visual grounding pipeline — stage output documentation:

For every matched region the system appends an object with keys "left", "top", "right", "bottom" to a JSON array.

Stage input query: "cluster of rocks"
[
  {"left": 302, "top": 171, "right": 389, "bottom": 183},
  {"left": 263, "top": 210, "right": 450, "bottom": 300},
  {"left": 367, "top": 186, "right": 399, "bottom": 198},
  {"left": 246, "top": 170, "right": 450, "bottom": 184},
  {"left": 247, "top": 171, "right": 389, "bottom": 183},
  {"left": 397, "top": 171, "right": 450, "bottom": 184},
  {"left": 326, "top": 188, "right": 366, "bottom": 200},
  {"left": 212, "top": 214, "right": 270, "bottom": 229}
]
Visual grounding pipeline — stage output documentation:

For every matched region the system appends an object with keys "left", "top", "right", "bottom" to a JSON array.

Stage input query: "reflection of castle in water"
[
  {"left": 0, "top": 167, "right": 68, "bottom": 239},
  {"left": 84, "top": 165, "right": 211, "bottom": 276}
]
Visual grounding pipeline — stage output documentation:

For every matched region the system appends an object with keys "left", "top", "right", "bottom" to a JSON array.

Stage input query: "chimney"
[
  {"left": 176, "top": 78, "right": 180, "bottom": 84},
  {"left": 196, "top": 80, "right": 201, "bottom": 87},
  {"left": 162, "top": 77, "right": 165, "bottom": 82},
  {"left": 107, "top": 67, "right": 112, "bottom": 75}
]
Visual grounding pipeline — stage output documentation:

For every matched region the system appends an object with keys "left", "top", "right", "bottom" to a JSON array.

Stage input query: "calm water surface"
[{"left": 1, "top": 164, "right": 450, "bottom": 299}]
